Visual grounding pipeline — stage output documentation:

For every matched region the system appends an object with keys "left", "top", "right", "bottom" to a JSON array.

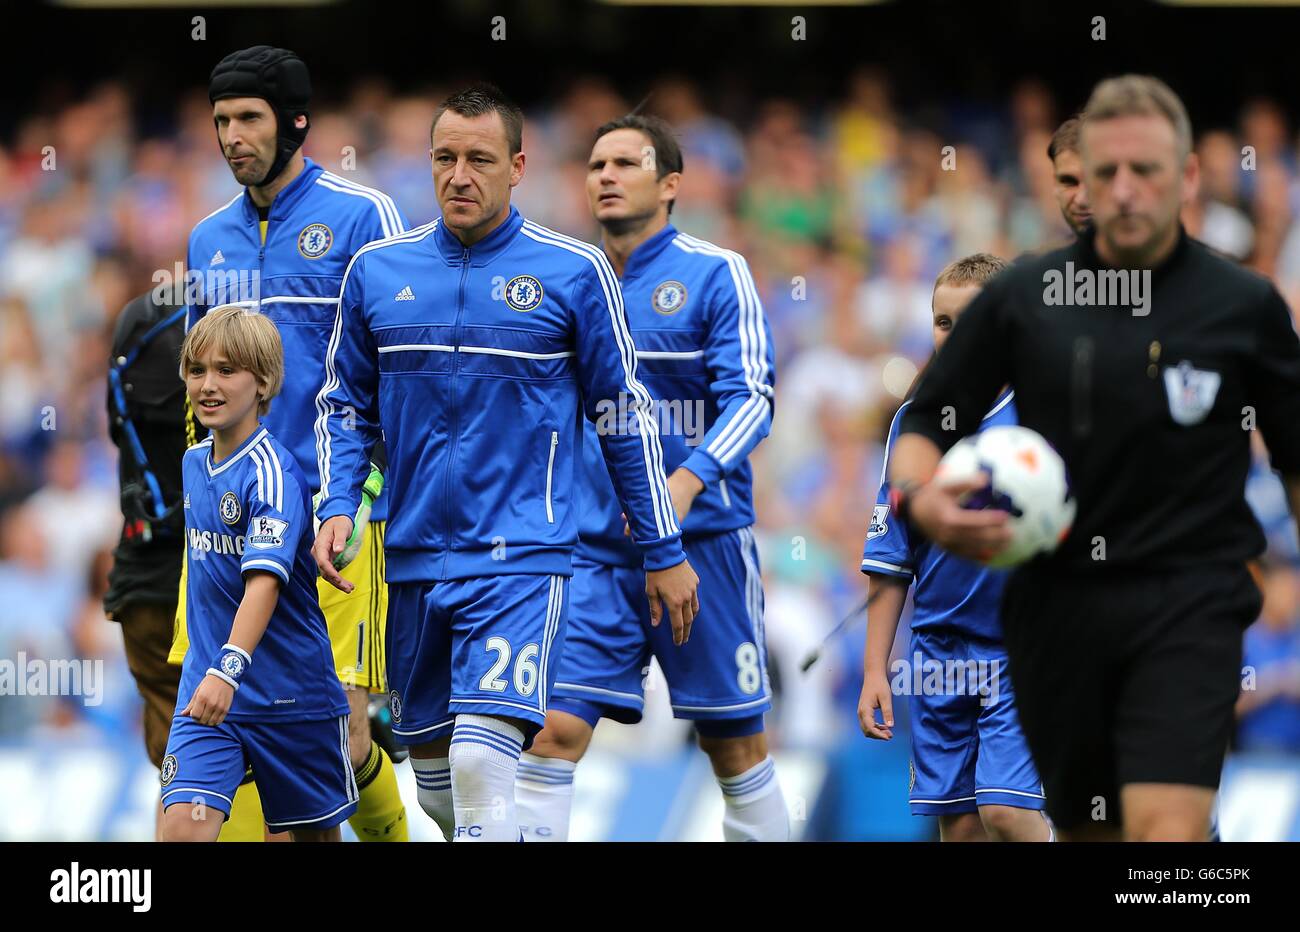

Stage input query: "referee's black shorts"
[{"left": 1000, "top": 561, "right": 1262, "bottom": 832}]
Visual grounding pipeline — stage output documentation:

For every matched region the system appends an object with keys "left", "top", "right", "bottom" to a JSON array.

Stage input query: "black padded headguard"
[{"left": 208, "top": 45, "right": 311, "bottom": 188}]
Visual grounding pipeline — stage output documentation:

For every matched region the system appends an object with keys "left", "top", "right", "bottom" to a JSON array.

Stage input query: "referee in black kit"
[{"left": 886, "top": 75, "right": 1300, "bottom": 841}]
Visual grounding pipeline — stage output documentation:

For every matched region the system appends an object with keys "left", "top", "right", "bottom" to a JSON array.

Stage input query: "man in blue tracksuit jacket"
[
  {"left": 179, "top": 46, "right": 411, "bottom": 843},
  {"left": 513, "top": 115, "right": 788, "bottom": 843},
  {"left": 312, "top": 85, "right": 699, "bottom": 842}
]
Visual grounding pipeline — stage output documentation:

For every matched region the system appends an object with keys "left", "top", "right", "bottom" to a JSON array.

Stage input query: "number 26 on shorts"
[{"left": 479, "top": 636, "right": 540, "bottom": 697}]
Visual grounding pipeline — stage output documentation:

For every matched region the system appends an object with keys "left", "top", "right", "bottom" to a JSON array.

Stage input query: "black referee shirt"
[{"left": 900, "top": 226, "right": 1300, "bottom": 572}]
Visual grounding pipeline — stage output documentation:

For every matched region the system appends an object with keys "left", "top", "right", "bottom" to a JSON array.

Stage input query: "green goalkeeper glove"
[{"left": 313, "top": 463, "right": 384, "bottom": 571}]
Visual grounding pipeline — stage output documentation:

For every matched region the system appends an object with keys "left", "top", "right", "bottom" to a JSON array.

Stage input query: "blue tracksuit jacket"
[
  {"left": 577, "top": 224, "right": 775, "bottom": 568},
  {"left": 184, "top": 157, "right": 407, "bottom": 519},
  {"left": 314, "top": 205, "right": 685, "bottom": 583}
]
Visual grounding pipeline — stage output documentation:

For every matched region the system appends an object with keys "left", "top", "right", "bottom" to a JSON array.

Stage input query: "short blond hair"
[
  {"left": 934, "top": 252, "right": 1008, "bottom": 291},
  {"left": 1083, "top": 74, "right": 1192, "bottom": 160},
  {"left": 180, "top": 305, "right": 284, "bottom": 416}
]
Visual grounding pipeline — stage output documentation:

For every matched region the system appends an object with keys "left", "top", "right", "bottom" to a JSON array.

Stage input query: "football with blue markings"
[{"left": 935, "top": 425, "right": 1076, "bottom": 568}]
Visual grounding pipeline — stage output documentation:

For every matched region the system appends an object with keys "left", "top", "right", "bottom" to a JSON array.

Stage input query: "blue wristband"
[{"left": 206, "top": 643, "right": 252, "bottom": 691}]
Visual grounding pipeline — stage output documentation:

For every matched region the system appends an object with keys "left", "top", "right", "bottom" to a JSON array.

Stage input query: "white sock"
[
  {"left": 515, "top": 752, "right": 577, "bottom": 842},
  {"left": 717, "top": 756, "right": 789, "bottom": 842},
  {"left": 411, "top": 756, "right": 454, "bottom": 841},
  {"left": 448, "top": 714, "right": 525, "bottom": 842}
]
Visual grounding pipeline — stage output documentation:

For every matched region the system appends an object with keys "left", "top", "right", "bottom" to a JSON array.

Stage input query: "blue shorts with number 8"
[
  {"left": 386, "top": 574, "right": 569, "bottom": 747},
  {"left": 552, "top": 527, "right": 772, "bottom": 726}
]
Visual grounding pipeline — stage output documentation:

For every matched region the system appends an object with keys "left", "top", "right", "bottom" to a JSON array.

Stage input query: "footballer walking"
[
  {"left": 162, "top": 306, "right": 355, "bottom": 841},
  {"left": 177, "top": 45, "right": 409, "bottom": 841},
  {"left": 514, "top": 115, "right": 789, "bottom": 842},
  {"left": 313, "top": 85, "right": 698, "bottom": 841}
]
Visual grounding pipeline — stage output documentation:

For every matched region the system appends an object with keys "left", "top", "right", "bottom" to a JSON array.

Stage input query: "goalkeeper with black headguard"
[{"left": 172, "top": 44, "right": 409, "bottom": 841}]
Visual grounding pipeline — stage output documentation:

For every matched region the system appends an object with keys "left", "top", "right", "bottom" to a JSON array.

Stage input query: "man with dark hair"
[
  {"left": 1048, "top": 115, "right": 1092, "bottom": 237},
  {"left": 886, "top": 75, "right": 1300, "bottom": 841},
  {"left": 179, "top": 44, "right": 410, "bottom": 842},
  {"left": 512, "top": 113, "right": 786, "bottom": 842},
  {"left": 585, "top": 114, "right": 684, "bottom": 213},
  {"left": 431, "top": 83, "right": 525, "bottom": 156},
  {"left": 1046, "top": 116, "right": 1081, "bottom": 164},
  {"left": 313, "top": 85, "right": 699, "bottom": 842}
]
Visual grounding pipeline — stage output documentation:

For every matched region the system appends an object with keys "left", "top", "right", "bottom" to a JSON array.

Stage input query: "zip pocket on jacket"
[
  {"left": 545, "top": 430, "right": 558, "bottom": 523},
  {"left": 719, "top": 478, "right": 732, "bottom": 508}
]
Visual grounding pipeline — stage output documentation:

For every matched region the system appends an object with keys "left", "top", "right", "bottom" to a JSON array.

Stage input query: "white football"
[{"left": 934, "top": 425, "right": 1076, "bottom": 568}]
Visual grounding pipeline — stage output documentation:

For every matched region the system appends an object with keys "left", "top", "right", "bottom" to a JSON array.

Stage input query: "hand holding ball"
[{"left": 933, "top": 426, "right": 1076, "bottom": 568}]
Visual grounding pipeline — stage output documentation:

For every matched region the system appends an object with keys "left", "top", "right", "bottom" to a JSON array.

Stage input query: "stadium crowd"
[{"left": 2, "top": 68, "right": 1298, "bottom": 760}]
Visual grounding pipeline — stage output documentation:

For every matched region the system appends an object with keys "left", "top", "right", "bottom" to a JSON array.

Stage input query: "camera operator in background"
[{"left": 103, "top": 290, "right": 193, "bottom": 841}]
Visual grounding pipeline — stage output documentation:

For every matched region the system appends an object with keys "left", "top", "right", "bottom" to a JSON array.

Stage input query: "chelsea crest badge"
[
  {"left": 505, "top": 275, "right": 544, "bottom": 312},
  {"left": 220, "top": 491, "right": 241, "bottom": 525},
  {"left": 652, "top": 280, "right": 688, "bottom": 315},
  {"left": 298, "top": 223, "right": 333, "bottom": 259}
]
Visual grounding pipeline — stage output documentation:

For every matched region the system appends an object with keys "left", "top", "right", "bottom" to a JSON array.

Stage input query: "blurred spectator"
[
  {"left": 762, "top": 570, "right": 839, "bottom": 750},
  {"left": 110, "top": 139, "right": 189, "bottom": 269},
  {"left": 757, "top": 242, "right": 836, "bottom": 366},
  {"left": 1238, "top": 98, "right": 1296, "bottom": 202},
  {"left": 0, "top": 193, "right": 99, "bottom": 364},
  {"left": 859, "top": 127, "right": 952, "bottom": 262},
  {"left": 25, "top": 439, "right": 121, "bottom": 584},
  {"left": 832, "top": 67, "right": 896, "bottom": 182},
  {"left": 0, "top": 299, "right": 43, "bottom": 450},
  {"left": 739, "top": 100, "right": 836, "bottom": 248},
  {"left": 60, "top": 545, "right": 135, "bottom": 740},
  {"left": 934, "top": 144, "right": 1005, "bottom": 259},
  {"left": 652, "top": 76, "right": 746, "bottom": 196},
  {"left": 1248, "top": 159, "right": 1293, "bottom": 278},
  {"left": 368, "top": 95, "right": 443, "bottom": 225},
  {"left": 516, "top": 78, "right": 626, "bottom": 237},
  {"left": 1008, "top": 78, "right": 1057, "bottom": 146},
  {"left": 775, "top": 269, "right": 882, "bottom": 478},
  {"left": 1004, "top": 127, "right": 1061, "bottom": 253},
  {"left": 1237, "top": 562, "right": 1300, "bottom": 754},
  {"left": 0, "top": 504, "right": 79, "bottom": 735},
  {"left": 856, "top": 233, "right": 934, "bottom": 361},
  {"left": 1185, "top": 130, "right": 1254, "bottom": 261},
  {"left": 1245, "top": 432, "right": 1300, "bottom": 562}
]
